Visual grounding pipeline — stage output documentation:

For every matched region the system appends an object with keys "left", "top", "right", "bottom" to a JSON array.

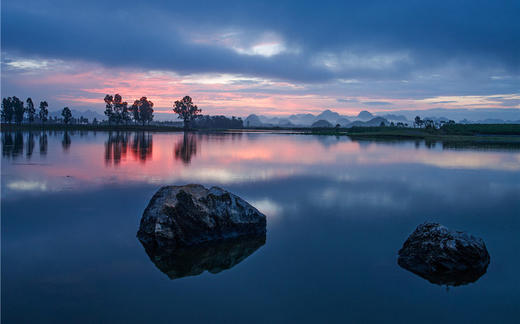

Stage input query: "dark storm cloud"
[{"left": 1, "top": 0, "right": 519, "bottom": 82}]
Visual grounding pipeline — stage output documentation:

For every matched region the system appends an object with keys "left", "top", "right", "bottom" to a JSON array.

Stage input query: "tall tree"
[
  {"left": 132, "top": 97, "right": 154, "bottom": 125},
  {"left": 130, "top": 101, "right": 140, "bottom": 124},
  {"left": 25, "top": 98, "right": 36, "bottom": 123},
  {"left": 113, "top": 94, "right": 129, "bottom": 124},
  {"left": 121, "top": 104, "right": 131, "bottom": 124},
  {"left": 1, "top": 97, "right": 14, "bottom": 124},
  {"left": 39, "top": 101, "right": 49, "bottom": 124},
  {"left": 173, "top": 96, "right": 201, "bottom": 129},
  {"left": 414, "top": 116, "right": 423, "bottom": 128},
  {"left": 104, "top": 95, "right": 115, "bottom": 124},
  {"left": 12, "top": 96, "right": 25, "bottom": 124},
  {"left": 61, "top": 107, "right": 72, "bottom": 124}
]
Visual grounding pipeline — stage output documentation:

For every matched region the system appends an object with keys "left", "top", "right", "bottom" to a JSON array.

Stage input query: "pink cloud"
[{"left": 4, "top": 63, "right": 517, "bottom": 117}]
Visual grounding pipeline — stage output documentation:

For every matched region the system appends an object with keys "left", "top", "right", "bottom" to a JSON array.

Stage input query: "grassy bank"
[{"left": 308, "top": 124, "right": 520, "bottom": 139}]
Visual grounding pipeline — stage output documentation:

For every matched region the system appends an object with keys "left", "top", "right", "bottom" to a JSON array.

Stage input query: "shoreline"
[{"left": 2, "top": 123, "right": 520, "bottom": 145}]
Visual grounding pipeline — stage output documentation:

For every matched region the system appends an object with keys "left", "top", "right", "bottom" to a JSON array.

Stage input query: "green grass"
[{"left": 439, "top": 123, "right": 520, "bottom": 135}]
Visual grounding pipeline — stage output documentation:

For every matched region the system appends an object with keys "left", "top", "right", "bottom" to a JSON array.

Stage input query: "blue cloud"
[{"left": 1, "top": 0, "right": 518, "bottom": 83}]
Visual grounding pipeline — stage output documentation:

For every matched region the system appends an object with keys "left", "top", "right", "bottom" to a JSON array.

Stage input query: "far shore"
[{"left": 2, "top": 123, "right": 520, "bottom": 147}]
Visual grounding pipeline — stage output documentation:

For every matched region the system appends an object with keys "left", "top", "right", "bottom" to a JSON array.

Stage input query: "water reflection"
[
  {"left": 139, "top": 234, "right": 266, "bottom": 280},
  {"left": 26, "top": 132, "right": 35, "bottom": 158},
  {"left": 105, "top": 132, "right": 129, "bottom": 165},
  {"left": 398, "top": 261, "right": 488, "bottom": 287},
  {"left": 104, "top": 131, "right": 154, "bottom": 165},
  {"left": 2, "top": 131, "right": 33, "bottom": 159},
  {"left": 2, "top": 132, "right": 14, "bottom": 157},
  {"left": 349, "top": 137, "right": 520, "bottom": 151},
  {"left": 61, "top": 131, "right": 71, "bottom": 152},
  {"left": 39, "top": 133, "right": 48, "bottom": 156},
  {"left": 1, "top": 131, "right": 519, "bottom": 193},
  {"left": 174, "top": 132, "right": 198, "bottom": 164},
  {"left": 131, "top": 132, "right": 153, "bottom": 163}
]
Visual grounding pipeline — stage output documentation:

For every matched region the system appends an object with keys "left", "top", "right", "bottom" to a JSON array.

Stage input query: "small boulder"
[
  {"left": 137, "top": 184, "right": 266, "bottom": 249},
  {"left": 398, "top": 223, "right": 490, "bottom": 286}
]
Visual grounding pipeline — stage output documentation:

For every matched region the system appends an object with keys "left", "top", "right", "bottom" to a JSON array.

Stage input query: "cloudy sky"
[{"left": 1, "top": 0, "right": 519, "bottom": 118}]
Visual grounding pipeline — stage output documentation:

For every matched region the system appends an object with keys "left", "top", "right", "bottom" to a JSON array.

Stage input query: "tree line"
[
  {"left": 2, "top": 94, "right": 242, "bottom": 129},
  {"left": 1, "top": 96, "right": 77, "bottom": 125},
  {"left": 413, "top": 116, "right": 455, "bottom": 129},
  {"left": 1, "top": 97, "right": 50, "bottom": 124}
]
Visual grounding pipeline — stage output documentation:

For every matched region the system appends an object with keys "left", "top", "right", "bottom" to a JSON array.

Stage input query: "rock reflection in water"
[
  {"left": 139, "top": 234, "right": 266, "bottom": 280},
  {"left": 398, "top": 262, "right": 488, "bottom": 287}
]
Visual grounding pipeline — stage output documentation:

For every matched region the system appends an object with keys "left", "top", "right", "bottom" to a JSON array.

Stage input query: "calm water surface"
[{"left": 2, "top": 131, "right": 519, "bottom": 323}]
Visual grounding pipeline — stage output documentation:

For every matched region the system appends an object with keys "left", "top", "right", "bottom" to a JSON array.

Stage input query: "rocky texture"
[
  {"left": 140, "top": 233, "right": 265, "bottom": 279},
  {"left": 137, "top": 184, "right": 266, "bottom": 249},
  {"left": 398, "top": 223, "right": 490, "bottom": 286}
]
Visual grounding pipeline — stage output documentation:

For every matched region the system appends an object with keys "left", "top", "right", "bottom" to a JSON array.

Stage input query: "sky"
[{"left": 1, "top": 0, "right": 519, "bottom": 118}]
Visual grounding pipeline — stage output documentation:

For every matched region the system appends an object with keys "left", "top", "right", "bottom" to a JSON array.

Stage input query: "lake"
[{"left": 1, "top": 130, "right": 519, "bottom": 323}]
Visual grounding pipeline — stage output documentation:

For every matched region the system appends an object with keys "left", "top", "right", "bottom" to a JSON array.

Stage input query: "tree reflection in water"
[
  {"left": 2, "top": 131, "right": 25, "bottom": 159},
  {"left": 61, "top": 131, "right": 71, "bottom": 152},
  {"left": 132, "top": 132, "right": 153, "bottom": 162},
  {"left": 104, "top": 131, "right": 153, "bottom": 165},
  {"left": 174, "top": 132, "right": 198, "bottom": 165},
  {"left": 104, "top": 132, "right": 129, "bottom": 166},
  {"left": 2, "top": 132, "right": 14, "bottom": 157},
  {"left": 26, "top": 132, "right": 35, "bottom": 158},
  {"left": 39, "top": 132, "right": 48, "bottom": 156}
]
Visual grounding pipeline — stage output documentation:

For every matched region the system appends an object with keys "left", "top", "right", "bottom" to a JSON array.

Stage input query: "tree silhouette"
[
  {"left": 26, "top": 98, "right": 36, "bottom": 123},
  {"left": 62, "top": 107, "right": 72, "bottom": 124},
  {"left": 39, "top": 101, "right": 49, "bottom": 124},
  {"left": 414, "top": 116, "right": 423, "bottom": 128},
  {"left": 114, "top": 94, "right": 130, "bottom": 124},
  {"left": 104, "top": 95, "right": 115, "bottom": 124},
  {"left": 173, "top": 96, "right": 201, "bottom": 129},
  {"left": 132, "top": 97, "right": 154, "bottom": 125},
  {"left": 1, "top": 97, "right": 14, "bottom": 123},
  {"left": 13, "top": 96, "right": 25, "bottom": 124}
]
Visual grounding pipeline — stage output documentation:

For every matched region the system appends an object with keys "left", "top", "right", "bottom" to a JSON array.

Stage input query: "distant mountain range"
[
  {"left": 244, "top": 108, "right": 520, "bottom": 128},
  {"left": 245, "top": 110, "right": 407, "bottom": 128},
  {"left": 49, "top": 107, "right": 520, "bottom": 126}
]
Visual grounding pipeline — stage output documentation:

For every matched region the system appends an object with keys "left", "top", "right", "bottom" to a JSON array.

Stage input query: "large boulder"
[
  {"left": 398, "top": 223, "right": 490, "bottom": 286},
  {"left": 137, "top": 184, "right": 266, "bottom": 249},
  {"left": 140, "top": 234, "right": 265, "bottom": 280}
]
